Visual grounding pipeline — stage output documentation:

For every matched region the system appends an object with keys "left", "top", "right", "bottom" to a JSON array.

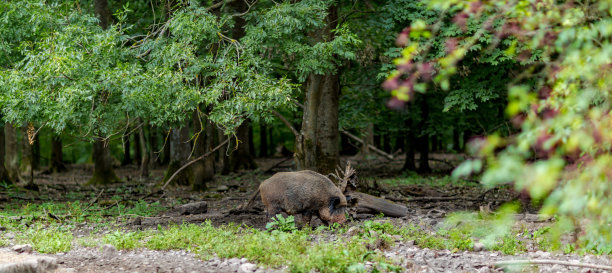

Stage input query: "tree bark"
[
  {"left": 88, "top": 139, "right": 121, "bottom": 184},
  {"left": 162, "top": 123, "right": 191, "bottom": 185},
  {"left": 217, "top": 129, "right": 230, "bottom": 175},
  {"left": 32, "top": 133, "right": 39, "bottom": 170},
  {"left": 4, "top": 124, "right": 19, "bottom": 182},
  {"left": 259, "top": 123, "right": 268, "bottom": 157},
  {"left": 48, "top": 135, "right": 67, "bottom": 173},
  {"left": 453, "top": 127, "right": 461, "bottom": 152},
  {"left": 149, "top": 126, "right": 161, "bottom": 167},
  {"left": 121, "top": 133, "right": 131, "bottom": 165},
  {"left": 20, "top": 126, "right": 34, "bottom": 176},
  {"left": 228, "top": 121, "right": 257, "bottom": 171},
  {"left": 359, "top": 123, "right": 374, "bottom": 160},
  {"left": 294, "top": 4, "right": 340, "bottom": 176},
  {"left": 382, "top": 133, "right": 391, "bottom": 153},
  {"left": 94, "top": 0, "right": 111, "bottom": 30},
  {"left": 191, "top": 111, "right": 215, "bottom": 191},
  {"left": 403, "top": 117, "right": 416, "bottom": 171},
  {"left": 0, "top": 124, "right": 13, "bottom": 184},
  {"left": 417, "top": 97, "right": 431, "bottom": 173},
  {"left": 139, "top": 123, "right": 149, "bottom": 178}
]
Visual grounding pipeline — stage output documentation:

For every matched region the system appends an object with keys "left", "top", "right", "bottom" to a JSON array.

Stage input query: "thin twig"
[{"left": 494, "top": 259, "right": 612, "bottom": 271}]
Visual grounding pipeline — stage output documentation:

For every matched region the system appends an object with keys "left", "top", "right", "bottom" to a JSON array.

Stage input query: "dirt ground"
[{"left": 1, "top": 155, "right": 611, "bottom": 272}]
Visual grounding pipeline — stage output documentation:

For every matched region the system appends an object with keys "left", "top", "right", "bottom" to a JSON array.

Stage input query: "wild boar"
[{"left": 252, "top": 170, "right": 349, "bottom": 226}]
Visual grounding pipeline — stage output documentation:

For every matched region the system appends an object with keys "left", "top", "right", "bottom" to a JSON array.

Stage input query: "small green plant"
[
  {"left": 266, "top": 214, "right": 297, "bottom": 233},
  {"left": 102, "top": 230, "right": 146, "bottom": 250},
  {"left": 19, "top": 225, "right": 73, "bottom": 253}
]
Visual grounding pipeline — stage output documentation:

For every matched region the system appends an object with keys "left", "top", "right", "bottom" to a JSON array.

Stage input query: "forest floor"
[{"left": 0, "top": 154, "right": 611, "bottom": 273}]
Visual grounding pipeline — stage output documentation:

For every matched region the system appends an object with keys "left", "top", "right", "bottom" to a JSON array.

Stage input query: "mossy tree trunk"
[
  {"left": 163, "top": 123, "right": 191, "bottom": 186},
  {"left": 294, "top": 5, "right": 340, "bottom": 176},
  {"left": 138, "top": 122, "right": 149, "bottom": 178},
  {"left": 191, "top": 111, "right": 215, "bottom": 191},
  {"left": 48, "top": 135, "right": 67, "bottom": 173},
  {"left": 4, "top": 123, "right": 19, "bottom": 182},
  {"left": 0, "top": 124, "right": 13, "bottom": 184},
  {"left": 88, "top": 139, "right": 121, "bottom": 185},
  {"left": 121, "top": 132, "right": 131, "bottom": 166},
  {"left": 20, "top": 125, "right": 34, "bottom": 176}
]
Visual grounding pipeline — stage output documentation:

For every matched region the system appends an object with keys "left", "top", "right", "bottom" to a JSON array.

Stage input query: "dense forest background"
[{"left": 1, "top": 0, "right": 611, "bottom": 259}]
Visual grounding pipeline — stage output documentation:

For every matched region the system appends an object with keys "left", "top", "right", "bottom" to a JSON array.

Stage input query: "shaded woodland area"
[{"left": 0, "top": 0, "right": 611, "bottom": 272}]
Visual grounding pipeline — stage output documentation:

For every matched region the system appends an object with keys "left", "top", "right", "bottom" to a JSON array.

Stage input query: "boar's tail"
[{"left": 238, "top": 189, "right": 260, "bottom": 210}]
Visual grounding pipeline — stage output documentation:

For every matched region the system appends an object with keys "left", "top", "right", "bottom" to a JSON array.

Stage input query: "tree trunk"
[
  {"left": 0, "top": 124, "right": 13, "bottom": 184},
  {"left": 294, "top": 5, "right": 340, "bottom": 176},
  {"left": 134, "top": 130, "right": 142, "bottom": 164},
  {"left": 20, "top": 126, "right": 33, "bottom": 176},
  {"left": 229, "top": 121, "right": 257, "bottom": 172},
  {"left": 403, "top": 117, "right": 416, "bottom": 171},
  {"left": 139, "top": 123, "right": 149, "bottom": 178},
  {"left": 463, "top": 129, "right": 472, "bottom": 152},
  {"left": 4, "top": 124, "right": 19, "bottom": 182},
  {"left": 417, "top": 98, "right": 431, "bottom": 173},
  {"left": 453, "top": 127, "right": 461, "bottom": 152},
  {"left": 431, "top": 135, "right": 438, "bottom": 152},
  {"left": 149, "top": 126, "right": 161, "bottom": 167},
  {"left": 217, "top": 129, "right": 230, "bottom": 175},
  {"left": 32, "top": 133, "right": 39, "bottom": 170},
  {"left": 48, "top": 136, "right": 67, "bottom": 173},
  {"left": 191, "top": 111, "right": 215, "bottom": 191},
  {"left": 359, "top": 123, "right": 374, "bottom": 160},
  {"left": 121, "top": 133, "right": 131, "bottom": 165},
  {"left": 383, "top": 133, "right": 391, "bottom": 153},
  {"left": 259, "top": 123, "right": 268, "bottom": 157},
  {"left": 88, "top": 139, "right": 121, "bottom": 184},
  {"left": 94, "top": 0, "right": 111, "bottom": 30},
  {"left": 163, "top": 123, "right": 191, "bottom": 185}
]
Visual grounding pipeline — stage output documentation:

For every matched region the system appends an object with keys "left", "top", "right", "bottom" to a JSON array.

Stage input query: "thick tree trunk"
[
  {"left": 403, "top": 118, "right": 416, "bottom": 171},
  {"left": 94, "top": 0, "right": 111, "bottom": 30},
  {"left": 0, "top": 124, "right": 12, "bottom": 184},
  {"left": 139, "top": 124, "right": 149, "bottom": 178},
  {"left": 48, "top": 136, "right": 67, "bottom": 173},
  {"left": 88, "top": 139, "right": 121, "bottom": 184},
  {"left": 4, "top": 124, "right": 19, "bottom": 182},
  {"left": 121, "top": 133, "right": 131, "bottom": 165},
  {"left": 259, "top": 123, "right": 268, "bottom": 157},
  {"left": 229, "top": 121, "right": 257, "bottom": 171},
  {"left": 191, "top": 111, "right": 215, "bottom": 191},
  {"left": 20, "top": 126, "right": 34, "bottom": 176},
  {"left": 294, "top": 5, "right": 340, "bottom": 175},
  {"left": 163, "top": 123, "right": 191, "bottom": 185},
  {"left": 148, "top": 126, "right": 161, "bottom": 167},
  {"left": 417, "top": 98, "right": 431, "bottom": 173}
]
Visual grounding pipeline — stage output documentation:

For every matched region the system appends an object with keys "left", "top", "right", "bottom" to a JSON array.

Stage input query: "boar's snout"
[{"left": 330, "top": 213, "right": 346, "bottom": 224}]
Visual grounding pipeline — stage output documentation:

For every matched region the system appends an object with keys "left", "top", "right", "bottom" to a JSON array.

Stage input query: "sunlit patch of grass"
[{"left": 102, "top": 230, "right": 147, "bottom": 250}]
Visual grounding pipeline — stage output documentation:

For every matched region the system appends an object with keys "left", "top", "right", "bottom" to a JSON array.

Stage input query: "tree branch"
[
  {"left": 160, "top": 138, "right": 229, "bottom": 190},
  {"left": 341, "top": 130, "right": 393, "bottom": 160},
  {"left": 270, "top": 110, "right": 299, "bottom": 137}
]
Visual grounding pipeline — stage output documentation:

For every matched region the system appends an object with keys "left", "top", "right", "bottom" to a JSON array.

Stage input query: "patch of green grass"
[
  {"left": 102, "top": 230, "right": 146, "bottom": 250},
  {"left": 17, "top": 224, "right": 73, "bottom": 253},
  {"left": 141, "top": 222, "right": 395, "bottom": 273}
]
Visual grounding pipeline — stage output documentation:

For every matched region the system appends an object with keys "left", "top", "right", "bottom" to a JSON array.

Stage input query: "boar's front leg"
[{"left": 299, "top": 211, "right": 313, "bottom": 227}]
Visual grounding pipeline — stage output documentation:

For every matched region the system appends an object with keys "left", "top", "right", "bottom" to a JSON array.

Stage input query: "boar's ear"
[{"left": 328, "top": 196, "right": 341, "bottom": 211}]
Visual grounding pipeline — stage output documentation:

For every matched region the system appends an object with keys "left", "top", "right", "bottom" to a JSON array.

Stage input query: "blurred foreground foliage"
[{"left": 385, "top": 0, "right": 612, "bottom": 253}]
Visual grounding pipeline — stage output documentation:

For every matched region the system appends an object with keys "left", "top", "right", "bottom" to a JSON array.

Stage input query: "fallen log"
[{"left": 347, "top": 191, "right": 408, "bottom": 217}]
